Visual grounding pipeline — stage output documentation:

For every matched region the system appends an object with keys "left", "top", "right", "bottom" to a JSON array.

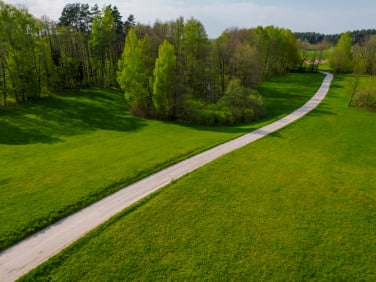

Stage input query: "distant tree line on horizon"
[{"left": 294, "top": 29, "right": 376, "bottom": 45}]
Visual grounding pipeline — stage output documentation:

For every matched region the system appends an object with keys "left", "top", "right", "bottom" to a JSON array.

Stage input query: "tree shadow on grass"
[
  {"left": 177, "top": 122, "right": 253, "bottom": 134},
  {"left": 0, "top": 89, "right": 147, "bottom": 145},
  {"left": 309, "top": 108, "right": 337, "bottom": 117}
]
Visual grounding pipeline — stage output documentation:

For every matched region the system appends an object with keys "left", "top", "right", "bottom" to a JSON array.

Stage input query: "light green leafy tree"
[
  {"left": 153, "top": 40, "right": 176, "bottom": 119},
  {"left": 89, "top": 7, "right": 115, "bottom": 59},
  {"left": 89, "top": 7, "right": 116, "bottom": 87},
  {"left": 330, "top": 32, "right": 353, "bottom": 73},
  {"left": 117, "top": 28, "right": 152, "bottom": 116}
]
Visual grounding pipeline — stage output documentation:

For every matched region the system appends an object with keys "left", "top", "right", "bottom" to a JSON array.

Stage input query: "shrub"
[
  {"left": 352, "top": 90, "right": 376, "bottom": 111},
  {"left": 180, "top": 79, "right": 265, "bottom": 126}
]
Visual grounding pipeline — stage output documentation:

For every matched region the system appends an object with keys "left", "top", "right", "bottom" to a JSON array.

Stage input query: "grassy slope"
[
  {"left": 22, "top": 74, "right": 376, "bottom": 281},
  {"left": 0, "top": 73, "right": 324, "bottom": 250}
]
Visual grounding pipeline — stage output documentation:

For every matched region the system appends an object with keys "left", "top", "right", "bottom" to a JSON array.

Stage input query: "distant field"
[
  {"left": 0, "top": 73, "right": 324, "bottom": 250},
  {"left": 22, "top": 74, "right": 376, "bottom": 281},
  {"left": 306, "top": 47, "right": 334, "bottom": 61}
]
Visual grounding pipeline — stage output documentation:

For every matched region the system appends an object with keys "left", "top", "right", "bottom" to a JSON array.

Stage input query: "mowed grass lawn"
[
  {"left": 0, "top": 73, "right": 324, "bottom": 250},
  {"left": 22, "top": 74, "right": 376, "bottom": 281}
]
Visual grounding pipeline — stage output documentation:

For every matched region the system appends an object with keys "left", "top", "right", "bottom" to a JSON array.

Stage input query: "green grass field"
[
  {"left": 0, "top": 73, "right": 324, "bottom": 251},
  {"left": 21, "top": 74, "right": 376, "bottom": 281}
]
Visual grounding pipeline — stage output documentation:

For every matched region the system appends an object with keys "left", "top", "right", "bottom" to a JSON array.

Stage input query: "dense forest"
[
  {"left": 0, "top": 1, "right": 300, "bottom": 125},
  {"left": 0, "top": 2, "right": 135, "bottom": 105}
]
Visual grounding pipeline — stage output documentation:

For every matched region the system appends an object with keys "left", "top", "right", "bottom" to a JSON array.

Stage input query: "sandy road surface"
[{"left": 0, "top": 72, "right": 333, "bottom": 281}]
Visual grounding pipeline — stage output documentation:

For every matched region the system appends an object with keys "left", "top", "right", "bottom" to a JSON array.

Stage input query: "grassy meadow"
[
  {"left": 20, "top": 74, "right": 376, "bottom": 281},
  {"left": 0, "top": 73, "right": 324, "bottom": 250}
]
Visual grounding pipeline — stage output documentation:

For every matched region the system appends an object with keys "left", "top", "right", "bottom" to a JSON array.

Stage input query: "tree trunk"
[{"left": 0, "top": 56, "right": 6, "bottom": 106}]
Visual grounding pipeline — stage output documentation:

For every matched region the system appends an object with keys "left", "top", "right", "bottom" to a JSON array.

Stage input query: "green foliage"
[
  {"left": 153, "top": 40, "right": 176, "bottom": 119},
  {"left": 89, "top": 7, "right": 115, "bottom": 60},
  {"left": 126, "top": 21, "right": 300, "bottom": 124},
  {"left": 349, "top": 36, "right": 376, "bottom": 109},
  {"left": 1, "top": 4, "right": 301, "bottom": 124},
  {"left": 220, "top": 78, "right": 265, "bottom": 122},
  {"left": 0, "top": 73, "right": 322, "bottom": 251},
  {"left": 330, "top": 32, "right": 353, "bottom": 73},
  {"left": 0, "top": 1, "right": 57, "bottom": 105},
  {"left": 0, "top": 2, "right": 133, "bottom": 97},
  {"left": 89, "top": 7, "right": 117, "bottom": 87},
  {"left": 58, "top": 3, "right": 92, "bottom": 33},
  {"left": 182, "top": 18, "right": 211, "bottom": 98},
  {"left": 295, "top": 29, "right": 376, "bottom": 45},
  {"left": 21, "top": 75, "right": 376, "bottom": 281},
  {"left": 181, "top": 79, "right": 265, "bottom": 126},
  {"left": 353, "top": 35, "right": 376, "bottom": 75},
  {"left": 117, "top": 29, "right": 153, "bottom": 116},
  {"left": 350, "top": 76, "right": 376, "bottom": 110},
  {"left": 181, "top": 97, "right": 235, "bottom": 126}
]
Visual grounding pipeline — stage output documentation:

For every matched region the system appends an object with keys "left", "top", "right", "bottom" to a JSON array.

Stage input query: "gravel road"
[{"left": 0, "top": 72, "right": 333, "bottom": 281}]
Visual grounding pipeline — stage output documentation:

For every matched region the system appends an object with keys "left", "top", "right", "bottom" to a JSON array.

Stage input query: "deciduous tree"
[
  {"left": 330, "top": 32, "right": 353, "bottom": 73},
  {"left": 117, "top": 29, "right": 153, "bottom": 116},
  {"left": 152, "top": 40, "right": 176, "bottom": 118}
]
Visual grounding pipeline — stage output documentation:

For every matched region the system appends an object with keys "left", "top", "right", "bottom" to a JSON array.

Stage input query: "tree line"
[
  {"left": 0, "top": 1, "right": 134, "bottom": 106},
  {"left": 1, "top": 2, "right": 300, "bottom": 125},
  {"left": 117, "top": 20, "right": 300, "bottom": 125},
  {"left": 295, "top": 29, "right": 376, "bottom": 45}
]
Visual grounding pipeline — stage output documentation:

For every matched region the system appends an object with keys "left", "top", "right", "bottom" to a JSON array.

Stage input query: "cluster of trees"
[
  {"left": 1, "top": 2, "right": 301, "bottom": 124},
  {"left": 350, "top": 35, "right": 376, "bottom": 110},
  {"left": 330, "top": 32, "right": 376, "bottom": 75},
  {"left": 0, "top": 1, "right": 134, "bottom": 105},
  {"left": 117, "top": 19, "right": 299, "bottom": 125},
  {"left": 330, "top": 32, "right": 376, "bottom": 110}
]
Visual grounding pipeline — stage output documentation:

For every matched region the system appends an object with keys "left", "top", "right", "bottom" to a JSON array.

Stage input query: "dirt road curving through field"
[{"left": 0, "top": 72, "right": 333, "bottom": 282}]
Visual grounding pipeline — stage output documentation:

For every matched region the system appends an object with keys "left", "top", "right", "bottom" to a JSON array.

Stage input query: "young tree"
[
  {"left": 152, "top": 40, "right": 176, "bottom": 119},
  {"left": 89, "top": 7, "right": 115, "bottom": 59},
  {"left": 330, "top": 32, "right": 353, "bottom": 73},
  {"left": 117, "top": 28, "right": 153, "bottom": 116}
]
